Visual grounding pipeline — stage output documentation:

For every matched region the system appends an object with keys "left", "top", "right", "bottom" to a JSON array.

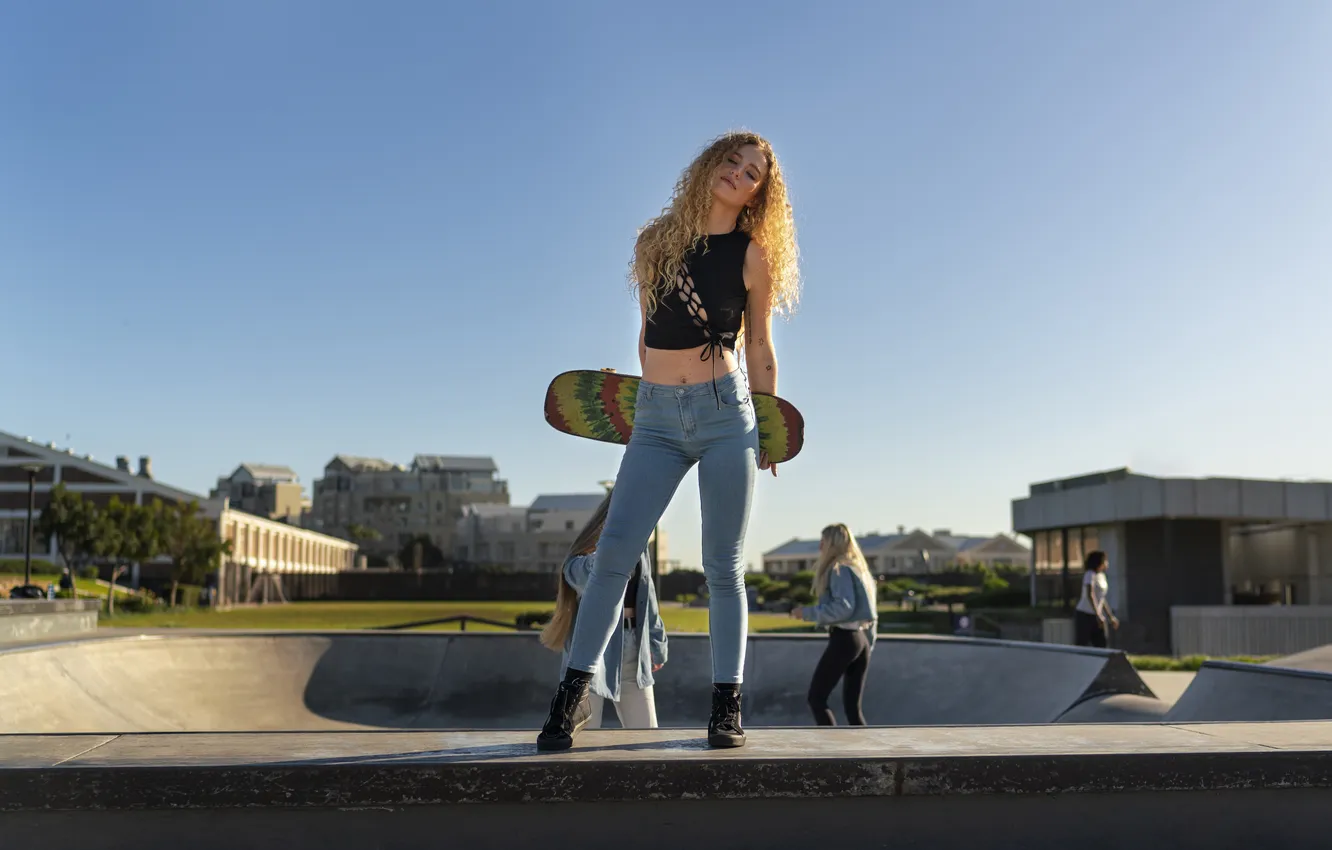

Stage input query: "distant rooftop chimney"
[
  {"left": 897, "top": 525, "right": 906, "bottom": 535},
  {"left": 933, "top": 528, "right": 951, "bottom": 537},
  {"left": 116, "top": 456, "right": 131, "bottom": 473},
  {"left": 138, "top": 456, "right": 153, "bottom": 479}
]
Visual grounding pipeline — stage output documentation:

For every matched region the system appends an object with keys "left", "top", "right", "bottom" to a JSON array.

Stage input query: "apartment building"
[
  {"left": 456, "top": 493, "right": 668, "bottom": 573},
  {"left": 309, "top": 453, "right": 510, "bottom": 558},
  {"left": 209, "top": 463, "right": 308, "bottom": 522}
]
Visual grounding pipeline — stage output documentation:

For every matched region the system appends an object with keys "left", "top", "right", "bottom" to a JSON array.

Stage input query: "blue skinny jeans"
[{"left": 566, "top": 368, "right": 758, "bottom": 684}]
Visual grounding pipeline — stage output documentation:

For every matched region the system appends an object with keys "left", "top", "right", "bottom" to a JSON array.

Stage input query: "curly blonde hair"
[{"left": 631, "top": 131, "right": 801, "bottom": 322}]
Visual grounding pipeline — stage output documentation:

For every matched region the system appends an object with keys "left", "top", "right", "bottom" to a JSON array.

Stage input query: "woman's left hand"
[
  {"left": 758, "top": 450, "right": 778, "bottom": 477},
  {"left": 789, "top": 606, "right": 804, "bottom": 620}
]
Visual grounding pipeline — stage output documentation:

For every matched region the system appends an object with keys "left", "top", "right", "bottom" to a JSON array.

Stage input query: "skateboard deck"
[{"left": 544, "top": 369, "right": 804, "bottom": 464}]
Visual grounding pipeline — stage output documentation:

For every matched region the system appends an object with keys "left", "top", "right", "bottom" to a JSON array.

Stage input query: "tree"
[
  {"left": 156, "top": 500, "right": 231, "bottom": 607},
  {"left": 346, "top": 523, "right": 381, "bottom": 545},
  {"left": 34, "top": 484, "right": 98, "bottom": 575},
  {"left": 397, "top": 534, "right": 446, "bottom": 571}
]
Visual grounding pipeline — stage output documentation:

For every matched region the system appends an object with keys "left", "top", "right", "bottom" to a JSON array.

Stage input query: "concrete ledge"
[
  {"left": 2, "top": 724, "right": 1330, "bottom": 811},
  {"left": 0, "top": 599, "right": 99, "bottom": 644},
  {"left": 0, "top": 599, "right": 100, "bottom": 617}
]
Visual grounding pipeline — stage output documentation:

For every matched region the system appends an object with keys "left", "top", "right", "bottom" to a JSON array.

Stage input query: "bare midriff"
[{"left": 642, "top": 344, "right": 740, "bottom": 386}]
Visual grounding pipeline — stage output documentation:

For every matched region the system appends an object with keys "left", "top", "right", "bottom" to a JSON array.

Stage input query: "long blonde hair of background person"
[{"left": 812, "top": 523, "right": 877, "bottom": 608}]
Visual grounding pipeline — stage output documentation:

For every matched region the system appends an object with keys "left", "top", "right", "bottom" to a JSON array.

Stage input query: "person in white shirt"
[{"left": 1074, "top": 550, "right": 1119, "bottom": 647}]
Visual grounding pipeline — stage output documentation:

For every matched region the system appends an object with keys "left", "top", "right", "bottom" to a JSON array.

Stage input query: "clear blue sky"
[{"left": 5, "top": 1, "right": 1331, "bottom": 571}]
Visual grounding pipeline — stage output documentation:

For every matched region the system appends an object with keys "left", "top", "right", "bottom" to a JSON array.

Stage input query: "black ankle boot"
[
  {"left": 536, "top": 678, "right": 592, "bottom": 751},
  {"left": 707, "top": 685, "right": 746, "bottom": 748}
]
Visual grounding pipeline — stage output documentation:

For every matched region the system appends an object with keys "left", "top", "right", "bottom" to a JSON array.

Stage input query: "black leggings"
[
  {"left": 1074, "top": 610, "right": 1107, "bottom": 648},
  {"left": 807, "top": 627, "right": 872, "bottom": 726}
]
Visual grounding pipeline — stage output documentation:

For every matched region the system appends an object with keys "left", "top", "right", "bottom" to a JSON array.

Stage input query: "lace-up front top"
[{"left": 643, "top": 229, "right": 750, "bottom": 361}]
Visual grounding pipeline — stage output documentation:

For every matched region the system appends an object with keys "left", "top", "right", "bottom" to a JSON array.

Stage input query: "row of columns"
[{"left": 224, "top": 518, "right": 352, "bottom": 572}]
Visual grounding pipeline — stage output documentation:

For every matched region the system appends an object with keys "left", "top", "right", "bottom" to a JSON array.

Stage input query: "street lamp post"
[{"left": 19, "top": 463, "right": 45, "bottom": 593}]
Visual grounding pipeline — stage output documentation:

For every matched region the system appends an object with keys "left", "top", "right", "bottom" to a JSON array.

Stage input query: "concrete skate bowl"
[
  {"left": 1163, "top": 659, "right": 1332, "bottom": 722},
  {"left": 0, "top": 631, "right": 1159, "bottom": 734}
]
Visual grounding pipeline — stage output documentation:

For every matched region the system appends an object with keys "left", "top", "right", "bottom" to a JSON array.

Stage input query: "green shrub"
[
  {"left": 964, "top": 587, "right": 1031, "bottom": 609},
  {"left": 789, "top": 570, "right": 814, "bottom": 593},
  {"left": 762, "top": 581, "right": 791, "bottom": 603},
  {"left": 114, "top": 591, "right": 162, "bottom": 615},
  {"left": 788, "top": 586, "right": 815, "bottom": 606},
  {"left": 743, "top": 573, "right": 773, "bottom": 592}
]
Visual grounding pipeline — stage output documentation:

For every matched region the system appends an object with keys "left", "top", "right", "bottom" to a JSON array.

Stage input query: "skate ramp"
[
  {"left": 0, "top": 631, "right": 1156, "bottom": 733},
  {"left": 1271, "top": 643, "right": 1332, "bottom": 674},
  {"left": 1164, "top": 660, "right": 1332, "bottom": 722}
]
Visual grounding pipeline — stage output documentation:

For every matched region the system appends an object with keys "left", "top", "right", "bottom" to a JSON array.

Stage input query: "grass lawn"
[
  {"left": 97, "top": 600, "right": 803, "bottom": 633},
  {"left": 0, "top": 571, "right": 138, "bottom": 599}
]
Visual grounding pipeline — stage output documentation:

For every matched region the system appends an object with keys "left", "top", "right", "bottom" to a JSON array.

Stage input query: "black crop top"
[{"left": 643, "top": 229, "right": 750, "bottom": 358}]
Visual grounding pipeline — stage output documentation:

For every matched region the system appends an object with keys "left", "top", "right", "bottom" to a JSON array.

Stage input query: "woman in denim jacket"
[
  {"left": 791, "top": 523, "right": 879, "bottom": 725},
  {"left": 541, "top": 490, "right": 667, "bottom": 728}
]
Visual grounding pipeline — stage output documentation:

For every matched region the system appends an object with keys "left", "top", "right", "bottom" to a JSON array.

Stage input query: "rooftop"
[
  {"left": 529, "top": 493, "right": 606, "bottom": 513},
  {"left": 1014, "top": 468, "right": 1332, "bottom": 532},
  {"left": 235, "top": 463, "right": 299, "bottom": 482},
  {"left": 412, "top": 455, "right": 497, "bottom": 474}
]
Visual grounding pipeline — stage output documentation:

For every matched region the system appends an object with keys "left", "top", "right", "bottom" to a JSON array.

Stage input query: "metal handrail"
[{"left": 376, "top": 614, "right": 528, "bottom": 632}]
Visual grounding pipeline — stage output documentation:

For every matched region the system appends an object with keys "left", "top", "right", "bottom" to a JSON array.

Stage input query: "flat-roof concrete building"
[{"left": 1012, "top": 468, "right": 1332, "bottom": 655}]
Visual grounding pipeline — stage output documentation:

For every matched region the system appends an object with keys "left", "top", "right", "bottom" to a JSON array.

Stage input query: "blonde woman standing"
[
  {"left": 537, "top": 130, "right": 801, "bottom": 751},
  {"left": 791, "top": 524, "right": 879, "bottom": 725},
  {"left": 540, "top": 491, "right": 667, "bottom": 730}
]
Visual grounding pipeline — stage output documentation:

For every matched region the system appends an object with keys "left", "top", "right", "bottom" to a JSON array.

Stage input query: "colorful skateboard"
[{"left": 544, "top": 369, "right": 805, "bottom": 464}]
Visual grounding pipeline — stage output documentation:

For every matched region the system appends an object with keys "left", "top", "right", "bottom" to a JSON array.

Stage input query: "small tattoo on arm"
[{"left": 766, "top": 365, "right": 773, "bottom": 371}]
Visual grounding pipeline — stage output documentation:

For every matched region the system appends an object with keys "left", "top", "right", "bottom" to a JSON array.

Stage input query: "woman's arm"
[
  {"left": 638, "top": 289, "right": 649, "bottom": 373},
  {"left": 562, "top": 553, "right": 596, "bottom": 595},
  {"left": 648, "top": 600, "right": 668, "bottom": 669},
  {"left": 743, "top": 241, "right": 777, "bottom": 397},
  {"left": 800, "top": 567, "right": 856, "bottom": 626}
]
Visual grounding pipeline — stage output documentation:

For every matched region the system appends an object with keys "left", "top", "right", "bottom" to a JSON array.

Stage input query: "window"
[
  {"left": 565, "top": 521, "right": 575, "bottom": 530},
  {"left": 1081, "top": 526, "right": 1100, "bottom": 558},
  {"left": 0, "top": 518, "right": 42, "bottom": 556},
  {"left": 1067, "top": 528, "right": 1084, "bottom": 568}
]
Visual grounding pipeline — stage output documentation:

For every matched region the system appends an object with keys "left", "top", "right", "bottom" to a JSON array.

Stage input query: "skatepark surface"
[
  {"left": 2, "top": 631, "right": 1330, "bottom": 733},
  {"left": 0, "top": 630, "right": 1160, "bottom": 733}
]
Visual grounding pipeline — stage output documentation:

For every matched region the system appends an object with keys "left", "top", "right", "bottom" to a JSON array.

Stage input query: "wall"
[
  {"left": 1172, "top": 606, "right": 1332, "bottom": 656},
  {"left": 1123, "top": 519, "right": 1226, "bottom": 654}
]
